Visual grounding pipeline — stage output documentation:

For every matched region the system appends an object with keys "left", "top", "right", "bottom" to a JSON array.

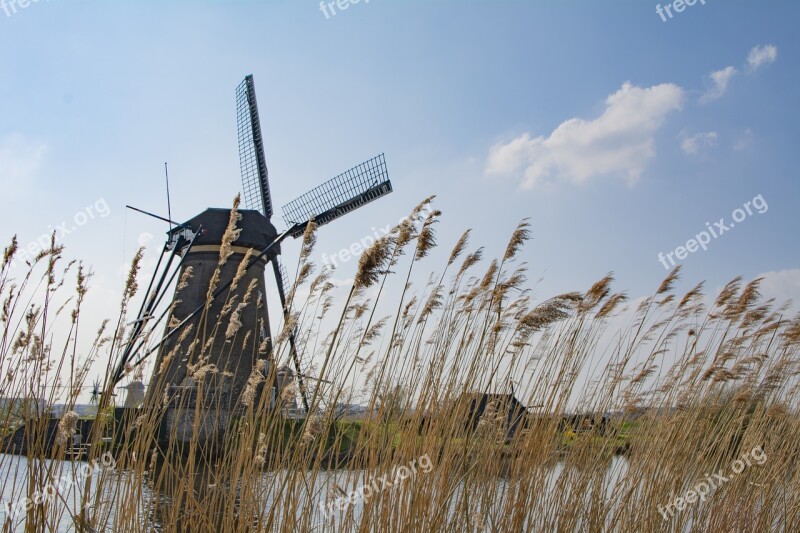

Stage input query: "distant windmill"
[
  {"left": 110, "top": 75, "right": 392, "bottom": 438},
  {"left": 89, "top": 378, "right": 102, "bottom": 405}
]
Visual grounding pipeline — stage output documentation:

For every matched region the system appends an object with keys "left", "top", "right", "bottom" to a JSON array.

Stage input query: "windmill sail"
[
  {"left": 236, "top": 75, "right": 273, "bottom": 219},
  {"left": 281, "top": 153, "right": 391, "bottom": 238}
]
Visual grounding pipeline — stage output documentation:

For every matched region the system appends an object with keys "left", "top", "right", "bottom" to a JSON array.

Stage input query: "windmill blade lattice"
[
  {"left": 236, "top": 74, "right": 273, "bottom": 218},
  {"left": 281, "top": 154, "right": 391, "bottom": 237}
]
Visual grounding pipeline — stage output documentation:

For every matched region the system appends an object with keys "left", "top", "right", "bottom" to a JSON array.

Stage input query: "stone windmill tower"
[{"left": 110, "top": 75, "right": 393, "bottom": 448}]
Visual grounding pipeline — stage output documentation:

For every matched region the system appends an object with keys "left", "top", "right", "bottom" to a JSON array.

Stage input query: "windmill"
[
  {"left": 110, "top": 75, "right": 392, "bottom": 438},
  {"left": 89, "top": 378, "right": 102, "bottom": 405}
]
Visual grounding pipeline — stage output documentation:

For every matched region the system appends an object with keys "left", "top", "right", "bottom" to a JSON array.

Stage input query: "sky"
[{"left": 1, "top": 0, "right": 798, "bottom": 403}]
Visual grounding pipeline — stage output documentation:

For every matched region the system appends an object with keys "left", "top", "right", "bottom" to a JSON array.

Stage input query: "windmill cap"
[{"left": 170, "top": 208, "right": 280, "bottom": 253}]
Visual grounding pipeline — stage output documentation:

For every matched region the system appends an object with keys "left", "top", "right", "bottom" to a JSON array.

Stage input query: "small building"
[{"left": 460, "top": 393, "right": 529, "bottom": 439}]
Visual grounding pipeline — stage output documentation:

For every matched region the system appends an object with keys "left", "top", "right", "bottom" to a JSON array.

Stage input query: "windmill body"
[
  {"left": 151, "top": 208, "right": 279, "bottom": 396},
  {"left": 118, "top": 74, "right": 392, "bottom": 452},
  {"left": 144, "top": 209, "right": 281, "bottom": 445}
]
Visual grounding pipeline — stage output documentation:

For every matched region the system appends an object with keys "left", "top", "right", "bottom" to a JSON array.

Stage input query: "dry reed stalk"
[{"left": 2, "top": 202, "right": 800, "bottom": 532}]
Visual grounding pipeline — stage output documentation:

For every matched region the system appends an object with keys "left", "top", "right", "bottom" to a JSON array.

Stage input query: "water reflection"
[{"left": 1, "top": 453, "right": 631, "bottom": 531}]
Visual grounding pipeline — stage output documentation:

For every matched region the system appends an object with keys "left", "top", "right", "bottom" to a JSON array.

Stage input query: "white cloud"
[
  {"left": 485, "top": 133, "right": 537, "bottom": 176},
  {"left": 700, "top": 66, "right": 737, "bottom": 103},
  {"left": 757, "top": 269, "right": 800, "bottom": 314},
  {"left": 698, "top": 45, "right": 777, "bottom": 103},
  {"left": 681, "top": 131, "right": 718, "bottom": 154},
  {"left": 747, "top": 44, "right": 778, "bottom": 72},
  {"left": 485, "top": 82, "right": 684, "bottom": 189},
  {"left": 0, "top": 134, "right": 46, "bottom": 196}
]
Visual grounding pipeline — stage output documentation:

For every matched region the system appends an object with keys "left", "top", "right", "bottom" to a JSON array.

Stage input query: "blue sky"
[{"left": 1, "top": 1, "right": 798, "bottom": 400}]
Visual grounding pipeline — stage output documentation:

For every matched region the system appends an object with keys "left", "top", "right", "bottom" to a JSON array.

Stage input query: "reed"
[{"left": 1, "top": 200, "right": 798, "bottom": 532}]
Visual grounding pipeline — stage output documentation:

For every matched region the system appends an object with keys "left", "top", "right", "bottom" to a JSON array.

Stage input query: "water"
[
  {"left": 1, "top": 453, "right": 119, "bottom": 532},
  {"left": 1, "top": 453, "right": 630, "bottom": 531}
]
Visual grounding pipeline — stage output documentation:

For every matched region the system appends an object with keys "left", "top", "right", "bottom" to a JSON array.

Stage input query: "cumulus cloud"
[
  {"left": 756, "top": 269, "right": 800, "bottom": 313},
  {"left": 485, "top": 82, "right": 684, "bottom": 189},
  {"left": 699, "top": 45, "right": 778, "bottom": 103},
  {"left": 681, "top": 131, "right": 718, "bottom": 154},
  {"left": 747, "top": 44, "right": 778, "bottom": 72},
  {"left": 700, "top": 66, "right": 737, "bottom": 103},
  {"left": 0, "top": 134, "right": 46, "bottom": 196}
]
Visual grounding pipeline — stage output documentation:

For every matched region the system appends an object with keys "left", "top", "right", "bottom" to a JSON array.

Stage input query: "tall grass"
[{"left": 1, "top": 198, "right": 798, "bottom": 532}]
